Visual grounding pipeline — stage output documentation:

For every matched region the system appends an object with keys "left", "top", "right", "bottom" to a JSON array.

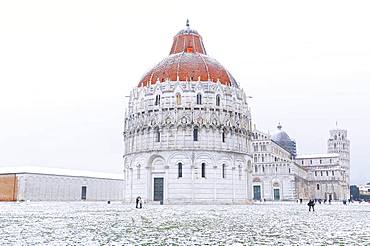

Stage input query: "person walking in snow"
[
  {"left": 136, "top": 196, "right": 141, "bottom": 209},
  {"left": 308, "top": 199, "right": 315, "bottom": 212}
]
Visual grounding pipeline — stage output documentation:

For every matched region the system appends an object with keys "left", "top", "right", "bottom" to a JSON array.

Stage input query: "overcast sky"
[{"left": 0, "top": 0, "right": 369, "bottom": 184}]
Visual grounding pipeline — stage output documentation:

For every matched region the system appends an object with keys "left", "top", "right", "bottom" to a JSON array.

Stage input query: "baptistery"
[{"left": 123, "top": 21, "right": 253, "bottom": 204}]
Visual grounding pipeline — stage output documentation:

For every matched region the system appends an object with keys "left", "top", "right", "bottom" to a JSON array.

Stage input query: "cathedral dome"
[
  {"left": 138, "top": 21, "right": 238, "bottom": 88},
  {"left": 272, "top": 124, "right": 292, "bottom": 143},
  {"left": 272, "top": 123, "right": 297, "bottom": 157}
]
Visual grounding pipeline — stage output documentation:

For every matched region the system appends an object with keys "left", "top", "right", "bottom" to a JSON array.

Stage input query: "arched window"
[
  {"left": 317, "top": 184, "right": 320, "bottom": 190},
  {"left": 193, "top": 128, "right": 198, "bottom": 141},
  {"left": 222, "top": 164, "right": 226, "bottom": 178},
  {"left": 334, "top": 135, "right": 337, "bottom": 140},
  {"left": 334, "top": 143, "right": 337, "bottom": 149},
  {"left": 222, "top": 131, "right": 226, "bottom": 143},
  {"left": 254, "top": 165, "right": 258, "bottom": 173},
  {"left": 137, "top": 165, "right": 141, "bottom": 179},
  {"left": 201, "top": 163, "right": 206, "bottom": 178},
  {"left": 216, "top": 94, "right": 221, "bottom": 106},
  {"left": 196, "top": 93, "right": 202, "bottom": 105},
  {"left": 176, "top": 93, "right": 182, "bottom": 105},
  {"left": 178, "top": 163, "right": 183, "bottom": 178},
  {"left": 154, "top": 95, "right": 161, "bottom": 106},
  {"left": 238, "top": 165, "right": 242, "bottom": 179},
  {"left": 155, "top": 128, "right": 160, "bottom": 142},
  {"left": 262, "top": 166, "right": 265, "bottom": 172},
  {"left": 288, "top": 168, "right": 291, "bottom": 174}
]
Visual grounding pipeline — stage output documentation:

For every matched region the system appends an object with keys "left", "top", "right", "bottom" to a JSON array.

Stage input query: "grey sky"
[{"left": 0, "top": 0, "right": 369, "bottom": 184}]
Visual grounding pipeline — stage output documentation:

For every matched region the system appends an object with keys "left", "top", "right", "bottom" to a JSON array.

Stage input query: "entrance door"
[
  {"left": 81, "top": 186, "right": 87, "bottom": 200},
  {"left": 253, "top": 186, "right": 261, "bottom": 200},
  {"left": 153, "top": 178, "right": 164, "bottom": 202},
  {"left": 273, "top": 189, "right": 280, "bottom": 201}
]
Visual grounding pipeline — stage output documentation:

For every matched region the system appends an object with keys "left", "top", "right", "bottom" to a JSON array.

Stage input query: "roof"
[
  {"left": 0, "top": 166, "right": 123, "bottom": 180},
  {"left": 138, "top": 21, "right": 238, "bottom": 88},
  {"left": 295, "top": 153, "right": 340, "bottom": 159}
]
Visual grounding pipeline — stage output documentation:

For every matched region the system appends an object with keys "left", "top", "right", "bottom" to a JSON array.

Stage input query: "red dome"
[{"left": 138, "top": 22, "right": 238, "bottom": 87}]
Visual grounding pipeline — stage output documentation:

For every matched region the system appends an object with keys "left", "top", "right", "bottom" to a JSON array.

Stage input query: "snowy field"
[{"left": 0, "top": 202, "right": 370, "bottom": 245}]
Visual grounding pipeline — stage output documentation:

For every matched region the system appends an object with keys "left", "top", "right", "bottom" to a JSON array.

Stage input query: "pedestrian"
[
  {"left": 308, "top": 199, "right": 315, "bottom": 212},
  {"left": 136, "top": 196, "right": 141, "bottom": 209},
  {"left": 139, "top": 197, "right": 143, "bottom": 209}
]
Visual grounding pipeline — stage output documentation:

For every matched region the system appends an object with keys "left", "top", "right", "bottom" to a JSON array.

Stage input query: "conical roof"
[{"left": 138, "top": 21, "right": 238, "bottom": 88}]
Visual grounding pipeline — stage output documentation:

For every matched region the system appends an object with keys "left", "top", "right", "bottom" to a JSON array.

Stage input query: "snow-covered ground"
[{"left": 0, "top": 202, "right": 369, "bottom": 245}]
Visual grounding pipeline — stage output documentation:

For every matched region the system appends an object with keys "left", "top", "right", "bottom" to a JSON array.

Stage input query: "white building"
[
  {"left": 123, "top": 22, "right": 350, "bottom": 204},
  {"left": 251, "top": 124, "right": 350, "bottom": 201},
  {"left": 251, "top": 128, "right": 309, "bottom": 201},
  {"left": 123, "top": 22, "right": 253, "bottom": 204},
  {"left": 0, "top": 166, "right": 123, "bottom": 201}
]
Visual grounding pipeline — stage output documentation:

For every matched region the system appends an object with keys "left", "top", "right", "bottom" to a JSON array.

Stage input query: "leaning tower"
[{"left": 327, "top": 128, "right": 350, "bottom": 197}]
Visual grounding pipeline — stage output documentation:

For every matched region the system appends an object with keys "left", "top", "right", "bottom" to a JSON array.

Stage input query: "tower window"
[
  {"left": 178, "top": 163, "right": 183, "bottom": 178},
  {"left": 222, "top": 131, "right": 226, "bottom": 143},
  {"left": 156, "top": 129, "right": 160, "bottom": 142},
  {"left": 193, "top": 128, "right": 198, "bottom": 141},
  {"left": 315, "top": 171, "right": 317, "bottom": 176},
  {"left": 201, "top": 163, "right": 206, "bottom": 178},
  {"left": 137, "top": 165, "right": 141, "bottom": 179},
  {"left": 176, "top": 93, "right": 182, "bottom": 105},
  {"left": 154, "top": 95, "right": 161, "bottom": 106},
  {"left": 222, "top": 164, "right": 226, "bottom": 178},
  {"left": 326, "top": 171, "right": 329, "bottom": 176},
  {"left": 216, "top": 94, "right": 221, "bottom": 106},
  {"left": 321, "top": 171, "right": 323, "bottom": 176},
  {"left": 196, "top": 93, "right": 202, "bottom": 105},
  {"left": 317, "top": 184, "right": 320, "bottom": 190},
  {"left": 332, "top": 171, "right": 335, "bottom": 176}
]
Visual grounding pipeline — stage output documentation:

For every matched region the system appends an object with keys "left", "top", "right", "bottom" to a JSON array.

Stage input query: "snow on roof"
[
  {"left": 295, "top": 153, "right": 340, "bottom": 159},
  {"left": 0, "top": 166, "right": 123, "bottom": 180}
]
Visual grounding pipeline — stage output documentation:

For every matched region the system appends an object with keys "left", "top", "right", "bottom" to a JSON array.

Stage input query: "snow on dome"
[{"left": 138, "top": 21, "right": 239, "bottom": 88}]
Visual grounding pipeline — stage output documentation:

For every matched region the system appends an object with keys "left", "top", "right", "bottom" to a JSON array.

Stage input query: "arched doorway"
[{"left": 147, "top": 155, "right": 166, "bottom": 203}]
